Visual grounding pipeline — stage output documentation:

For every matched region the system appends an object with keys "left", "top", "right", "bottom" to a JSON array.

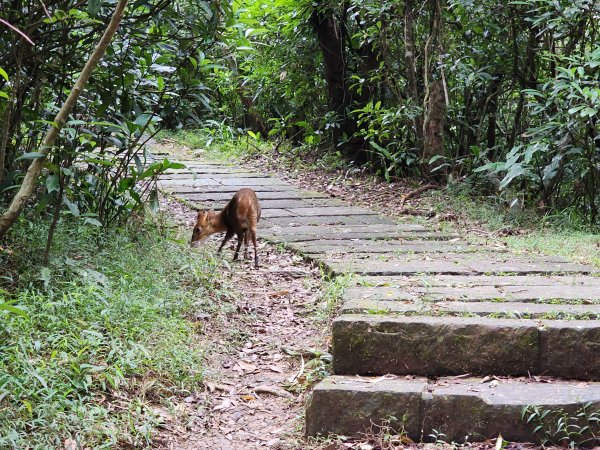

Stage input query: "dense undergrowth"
[{"left": 0, "top": 213, "right": 227, "bottom": 448}]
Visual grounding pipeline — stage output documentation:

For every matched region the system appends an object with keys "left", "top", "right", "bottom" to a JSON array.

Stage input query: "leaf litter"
[{"left": 154, "top": 197, "right": 329, "bottom": 449}]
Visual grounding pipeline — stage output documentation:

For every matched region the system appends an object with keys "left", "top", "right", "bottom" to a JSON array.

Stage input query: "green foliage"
[
  {"left": 0, "top": 217, "right": 224, "bottom": 448},
  {"left": 522, "top": 403, "right": 600, "bottom": 447},
  {"left": 476, "top": 45, "right": 600, "bottom": 222},
  {"left": 1, "top": 0, "right": 227, "bottom": 229}
]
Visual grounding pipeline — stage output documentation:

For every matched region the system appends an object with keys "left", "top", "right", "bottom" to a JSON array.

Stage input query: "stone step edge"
[
  {"left": 306, "top": 375, "right": 600, "bottom": 446},
  {"left": 332, "top": 314, "right": 600, "bottom": 380}
]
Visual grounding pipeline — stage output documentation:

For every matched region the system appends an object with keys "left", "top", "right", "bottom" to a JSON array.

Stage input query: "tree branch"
[{"left": 0, "top": 0, "right": 128, "bottom": 237}]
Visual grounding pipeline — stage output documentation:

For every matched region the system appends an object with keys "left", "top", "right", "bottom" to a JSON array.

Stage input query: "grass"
[
  {"left": 158, "top": 126, "right": 348, "bottom": 172},
  {"left": 0, "top": 213, "right": 228, "bottom": 448},
  {"left": 426, "top": 186, "right": 600, "bottom": 267},
  {"left": 158, "top": 127, "right": 269, "bottom": 163}
]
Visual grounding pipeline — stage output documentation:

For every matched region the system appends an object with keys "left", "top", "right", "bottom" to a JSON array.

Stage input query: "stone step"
[
  {"left": 322, "top": 253, "right": 598, "bottom": 276},
  {"left": 159, "top": 177, "right": 292, "bottom": 187},
  {"left": 340, "top": 298, "right": 600, "bottom": 318},
  {"left": 177, "top": 190, "right": 331, "bottom": 201},
  {"left": 262, "top": 224, "right": 459, "bottom": 242},
  {"left": 343, "top": 283, "right": 600, "bottom": 303},
  {"left": 332, "top": 314, "right": 600, "bottom": 380},
  {"left": 306, "top": 375, "right": 600, "bottom": 445},
  {"left": 353, "top": 274, "right": 600, "bottom": 287},
  {"left": 164, "top": 184, "right": 302, "bottom": 194},
  {"left": 287, "top": 238, "right": 482, "bottom": 254}
]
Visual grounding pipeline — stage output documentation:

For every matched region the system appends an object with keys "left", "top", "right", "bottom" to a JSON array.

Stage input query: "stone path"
[{"left": 159, "top": 158, "right": 600, "bottom": 446}]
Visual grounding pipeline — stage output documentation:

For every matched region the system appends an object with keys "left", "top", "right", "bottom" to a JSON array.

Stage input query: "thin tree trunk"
[
  {"left": 310, "top": 3, "right": 368, "bottom": 163},
  {"left": 43, "top": 172, "right": 65, "bottom": 265},
  {"left": 423, "top": 79, "right": 446, "bottom": 165},
  {"left": 0, "top": 0, "right": 128, "bottom": 238},
  {"left": 421, "top": 0, "right": 446, "bottom": 175},
  {"left": 403, "top": 0, "right": 424, "bottom": 152}
]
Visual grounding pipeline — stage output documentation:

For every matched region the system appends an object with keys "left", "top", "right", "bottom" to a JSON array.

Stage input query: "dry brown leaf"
[
  {"left": 64, "top": 439, "right": 77, "bottom": 450},
  {"left": 267, "top": 290, "right": 290, "bottom": 298},
  {"left": 213, "top": 399, "right": 233, "bottom": 411}
]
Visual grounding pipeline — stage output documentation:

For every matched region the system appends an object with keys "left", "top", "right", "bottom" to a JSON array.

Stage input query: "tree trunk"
[
  {"left": 486, "top": 75, "right": 503, "bottom": 154},
  {"left": 423, "top": 79, "right": 446, "bottom": 170},
  {"left": 403, "top": 0, "right": 424, "bottom": 153},
  {"left": 0, "top": 0, "right": 128, "bottom": 238},
  {"left": 226, "top": 57, "right": 267, "bottom": 136},
  {"left": 310, "top": 4, "right": 367, "bottom": 163},
  {"left": 421, "top": 0, "right": 446, "bottom": 175}
]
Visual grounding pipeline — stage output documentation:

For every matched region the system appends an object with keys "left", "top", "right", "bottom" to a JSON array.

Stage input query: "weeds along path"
[{"left": 154, "top": 198, "right": 331, "bottom": 449}]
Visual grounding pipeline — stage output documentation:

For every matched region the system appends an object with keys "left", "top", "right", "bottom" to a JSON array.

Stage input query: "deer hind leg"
[
  {"left": 251, "top": 228, "right": 259, "bottom": 269},
  {"left": 218, "top": 230, "right": 234, "bottom": 253},
  {"left": 233, "top": 231, "right": 244, "bottom": 261},
  {"left": 244, "top": 229, "right": 250, "bottom": 260}
]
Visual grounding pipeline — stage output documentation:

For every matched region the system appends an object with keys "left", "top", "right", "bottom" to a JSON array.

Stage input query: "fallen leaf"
[
  {"left": 495, "top": 434, "right": 503, "bottom": 450},
  {"left": 236, "top": 361, "right": 258, "bottom": 372},
  {"left": 213, "top": 399, "right": 232, "bottom": 411},
  {"left": 267, "top": 290, "right": 290, "bottom": 298},
  {"left": 64, "top": 439, "right": 77, "bottom": 450},
  {"left": 254, "top": 385, "right": 294, "bottom": 399}
]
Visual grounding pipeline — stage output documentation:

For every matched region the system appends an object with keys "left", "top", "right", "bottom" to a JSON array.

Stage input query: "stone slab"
[
  {"left": 332, "top": 315, "right": 539, "bottom": 376},
  {"left": 306, "top": 375, "right": 600, "bottom": 444},
  {"left": 265, "top": 223, "right": 429, "bottom": 233},
  {"left": 288, "top": 239, "right": 479, "bottom": 254},
  {"left": 265, "top": 215, "right": 392, "bottom": 227},
  {"left": 259, "top": 209, "right": 298, "bottom": 218},
  {"left": 285, "top": 206, "right": 380, "bottom": 217},
  {"left": 306, "top": 376, "right": 425, "bottom": 438},
  {"left": 343, "top": 284, "right": 600, "bottom": 302},
  {"left": 339, "top": 298, "right": 600, "bottom": 318},
  {"left": 353, "top": 274, "right": 600, "bottom": 288},
  {"left": 159, "top": 172, "right": 267, "bottom": 179},
  {"left": 325, "top": 257, "right": 598, "bottom": 276},
  {"left": 541, "top": 321, "right": 600, "bottom": 380},
  {"left": 332, "top": 314, "right": 600, "bottom": 379},
  {"left": 165, "top": 185, "right": 299, "bottom": 194},
  {"left": 264, "top": 230, "right": 460, "bottom": 243},
  {"left": 178, "top": 191, "right": 330, "bottom": 201},
  {"left": 196, "top": 199, "right": 315, "bottom": 210},
  {"left": 163, "top": 168, "right": 248, "bottom": 174},
  {"left": 160, "top": 177, "right": 291, "bottom": 187}
]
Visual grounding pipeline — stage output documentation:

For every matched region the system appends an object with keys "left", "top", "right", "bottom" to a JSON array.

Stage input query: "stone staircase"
[{"left": 157, "top": 155, "right": 600, "bottom": 446}]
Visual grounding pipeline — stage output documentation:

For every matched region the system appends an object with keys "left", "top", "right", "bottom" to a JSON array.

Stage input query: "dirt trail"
[{"left": 155, "top": 198, "right": 329, "bottom": 449}]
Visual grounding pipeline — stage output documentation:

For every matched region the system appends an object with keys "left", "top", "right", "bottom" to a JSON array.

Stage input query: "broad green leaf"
[
  {"left": 16, "top": 152, "right": 46, "bottom": 160},
  {"left": 46, "top": 174, "right": 60, "bottom": 193},
  {"left": 63, "top": 197, "right": 80, "bottom": 217},
  {"left": 84, "top": 217, "right": 102, "bottom": 227},
  {"left": 87, "top": 0, "right": 101, "bottom": 16},
  {"left": 0, "top": 302, "right": 27, "bottom": 317}
]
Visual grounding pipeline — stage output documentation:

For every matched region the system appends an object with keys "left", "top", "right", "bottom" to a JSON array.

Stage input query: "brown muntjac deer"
[{"left": 190, "top": 188, "right": 261, "bottom": 268}]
